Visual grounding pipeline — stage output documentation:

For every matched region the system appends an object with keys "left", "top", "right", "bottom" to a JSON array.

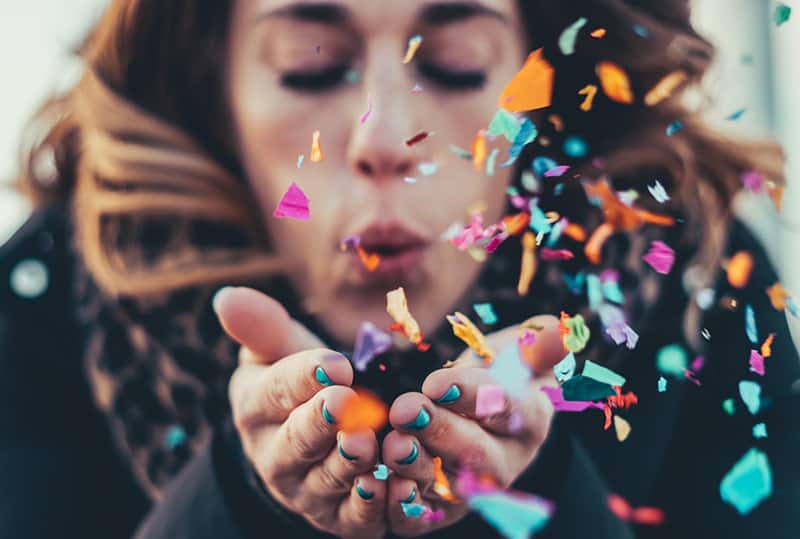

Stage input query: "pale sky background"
[{"left": 0, "top": 0, "right": 798, "bottom": 337}]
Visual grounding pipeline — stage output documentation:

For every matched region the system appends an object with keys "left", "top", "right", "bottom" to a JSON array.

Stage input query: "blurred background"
[{"left": 0, "top": 0, "right": 798, "bottom": 338}]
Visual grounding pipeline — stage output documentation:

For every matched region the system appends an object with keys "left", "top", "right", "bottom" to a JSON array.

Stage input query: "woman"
[{"left": 2, "top": 0, "right": 798, "bottom": 537}]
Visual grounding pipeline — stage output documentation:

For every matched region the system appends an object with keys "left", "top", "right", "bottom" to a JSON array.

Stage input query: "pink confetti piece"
[
  {"left": 749, "top": 349, "right": 765, "bottom": 376},
  {"left": 544, "top": 165, "right": 570, "bottom": 177},
  {"left": 273, "top": 182, "right": 310, "bottom": 221},
  {"left": 360, "top": 94, "right": 372, "bottom": 123},
  {"left": 476, "top": 384, "right": 506, "bottom": 417},
  {"left": 642, "top": 240, "right": 675, "bottom": 275},
  {"left": 540, "top": 248, "right": 575, "bottom": 261},
  {"left": 741, "top": 170, "right": 765, "bottom": 193},
  {"left": 541, "top": 386, "right": 606, "bottom": 412}
]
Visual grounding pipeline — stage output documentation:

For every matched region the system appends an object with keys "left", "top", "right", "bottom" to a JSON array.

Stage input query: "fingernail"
[
  {"left": 402, "top": 488, "right": 416, "bottom": 504},
  {"left": 402, "top": 408, "right": 430, "bottom": 430},
  {"left": 356, "top": 481, "right": 374, "bottom": 500},
  {"left": 338, "top": 442, "right": 358, "bottom": 461},
  {"left": 315, "top": 366, "right": 334, "bottom": 386},
  {"left": 396, "top": 442, "right": 418, "bottom": 465},
  {"left": 322, "top": 402, "right": 336, "bottom": 424},
  {"left": 211, "top": 286, "right": 234, "bottom": 315},
  {"left": 435, "top": 384, "right": 461, "bottom": 404}
]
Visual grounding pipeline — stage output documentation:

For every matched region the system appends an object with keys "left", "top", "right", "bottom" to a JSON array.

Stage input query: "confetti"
[
  {"left": 643, "top": 240, "right": 675, "bottom": 275},
  {"left": 562, "top": 375, "right": 616, "bottom": 402},
  {"left": 741, "top": 170, "right": 765, "bottom": 193},
  {"left": 433, "top": 456, "right": 459, "bottom": 502},
  {"left": 590, "top": 27, "right": 607, "bottom": 38},
  {"left": 352, "top": 322, "right": 393, "bottom": 372},
  {"left": 560, "top": 312, "right": 592, "bottom": 353},
  {"left": 498, "top": 48, "right": 554, "bottom": 113},
  {"left": 402, "top": 34, "right": 423, "bottom": 64},
  {"left": 749, "top": 349, "right": 765, "bottom": 376},
  {"left": 543, "top": 165, "right": 569, "bottom": 178},
  {"left": 338, "top": 388, "right": 389, "bottom": 433},
  {"left": 583, "top": 359, "right": 626, "bottom": 387},
  {"left": 606, "top": 321, "right": 639, "bottom": 349},
  {"left": 467, "top": 491, "right": 553, "bottom": 539},
  {"left": 753, "top": 423, "right": 768, "bottom": 439},
  {"left": 487, "top": 109, "right": 522, "bottom": 142},
  {"left": 360, "top": 93, "right": 372, "bottom": 123},
  {"left": 633, "top": 23, "right": 649, "bottom": 37},
  {"left": 373, "top": 464, "right": 390, "bottom": 480},
  {"left": 658, "top": 376, "right": 667, "bottom": 392},
  {"left": 418, "top": 162, "right": 438, "bottom": 176},
  {"left": 578, "top": 84, "right": 598, "bottom": 111},
  {"left": 411, "top": 83, "right": 424, "bottom": 93},
  {"left": 727, "top": 251, "right": 754, "bottom": 288},
  {"left": 476, "top": 384, "right": 506, "bottom": 418},
  {"left": 472, "top": 130, "right": 488, "bottom": 171},
  {"left": 726, "top": 108, "right": 747, "bottom": 121},
  {"left": 666, "top": 120, "right": 684, "bottom": 136},
  {"left": 310, "top": 130, "right": 323, "bottom": 162},
  {"left": 517, "top": 232, "right": 537, "bottom": 295},
  {"left": 720, "top": 448, "right": 772, "bottom": 514},
  {"left": 761, "top": 333, "right": 775, "bottom": 358},
  {"left": 541, "top": 385, "right": 605, "bottom": 412},
  {"left": 539, "top": 248, "right": 574, "bottom": 260},
  {"left": 489, "top": 343, "right": 532, "bottom": 398},
  {"left": 648, "top": 180, "right": 670, "bottom": 203},
  {"left": 485, "top": 149, "right": 500, "bottom": 177},
  {"left": 558, "top": 17, "right": 587, "bottom": 56},
  {"left": 502, "top": 118, "right": 537, "bottom": 167},
  {"left": 447, "top": 311, "right": 494, "bottom": 362},
  {"left": 405, "top": 130, "right": 433, "bottom": 147},
  {"left": 585, "top": 223, "right": 614, "bottom": 265},
  {"left": 656, "top": 344, "right": 688, "bottom": 376},
  {"left": 774, "top": 3, "right": 792, "bottom": 26},
  {"left": 722, "top": 398, "right": 736, "bottom": 415},
  {"left": 386, "top": 287, "right": 429, "bottom": 350},
  {"left": 745, "top": 304, "right": 758, "bottom": 344},
  {"left": 739, "top": 381, "right": 761, "bottom": 415},
  {"left": 554, "top": 352, "right": 576, "bottom": 382},
  {"left": 296, "top": 154, "right": 305, "bottom": 168},
  {"left": 473, "top": 303, "right": 498, "bottom": 325},
  {"left": 613, "top": 415, "right": 632, "bottom": 441},
  {"left": 766, "top": 282, "right": 791, "bottom": 310},
  {"left": 401, "top": 502, "right": 428, "bottom": 518},
  {"left": 607, "top": 494, "right": 665, "bottom": 525},
  {"left": 273, "top": 182, "right": 311, "bottom": 221},
  {"left": 596, "top": 61, "right": 634, "bottom": 104},
  {"left": 356, "top": 246, "right": 381, "bottom": 271},
  {"left": 644, "top": 71, "right": 687, "bottom": 106},
  {"left": 563, "top": 136, "right": 589, "bottom": 158},
  {"left": 532, "top": 156, "right": 559, "bottom": 179}
]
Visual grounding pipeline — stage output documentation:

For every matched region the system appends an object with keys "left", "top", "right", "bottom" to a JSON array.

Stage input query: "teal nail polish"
[
  {"left": 435, "top": 385, "right": 461, "bottom": 404},
  {"left": 402, "top": 408, "right": 430, "bottom": 430},
  {"left": 396, "top": 443, "right": 418, "bottom": 465},
  {"left": 315, "top": 366, "right": 333, "bottom": 386},
  {"left": 402, "top": 488, "right": 416, "bottom": 504},
  {"left": 322, "top": 402, "right": 336, "bottom": 424},
  {"left": 338, "top": 443, "right": 358, "bottom": 461},
  {"left": 356, "top": 481, "right": 374, "bottom": 500}
]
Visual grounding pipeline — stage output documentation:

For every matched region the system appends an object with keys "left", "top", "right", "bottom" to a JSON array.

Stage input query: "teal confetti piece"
[
  {"left": 720, "top": 448, "right": 772, "bottom": 515},
  {"left": 658, "top": 376, "right": 667, "bottom": 393},
  {"left": 528, "top": 201, "right": 552, "bottom": 235},
  {"left": 752, "top": 422, "right": 768, "bottom": 439},
  {"left": 774, "top": 3, "right": 792, "bottom": 26},
  {"left": 666, "top": 120, "right": 683, "bottom": 136},
  {"left": 473, "top": 303, "right": 498, "bottom": 325},
  {"left": 562, "top": 375, "right": 616, "bottom": 401},
  {"left": 586, "top": 274, "right": 603, "bottom": 310},
  {"left": 633, "top": 23, "right": 650, "bottom": 37},
  {"left": 722, "top": 398, "right": 736, "bottom": 416},
  {"left": 373, "top": 464, "right": 389, "bottom": 480},
  {"left": 739, "top": 380, "right": 762, "bottom": 415},
  {"left": 602, "top": 280, "right": 624, "bottom": 304},
  {"left": 296, "top": 154, "right": 305, "bottom": 169},
  {"left": 726, "top": 108, "right": 747, "bottom": 121},
  {"left": 745, "top": 304, "right": 758, "bottom": 344},
  {"left": 486, "top": 148, "right": 500, "bottom": 177},
  {"left": 164, "top": 425, "right": 187, "bottom": 450},
  {"left": 554, "top": 352, "right": 576, "bottom": 383},
  {"left": 487, "top": 109, "right": 521, "bottom": 142},
  {"left": 401, "top": 502, "right": 427, "bottom": 518},
  {"left": 450, "top": 144, "right": 472, "bottom": 160},
  {"left": 558, "top": 17, "right": 587, "bottom": 56},
  {"left": 583, "top": 359, "right": 626, "bottom": 387},
  {"left": 563, "top": 135, "right": 589, "bottom": 158},
  {"left": 468, "top": 492, "right": 553, "bottom": 539},
  {"left": 656, "top": 344, "right": 688, "bottom": 376}
]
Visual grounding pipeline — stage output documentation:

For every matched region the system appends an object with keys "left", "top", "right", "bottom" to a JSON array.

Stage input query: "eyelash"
[{"left": 279, "top": 63, "right": 486, "bottom": 93}]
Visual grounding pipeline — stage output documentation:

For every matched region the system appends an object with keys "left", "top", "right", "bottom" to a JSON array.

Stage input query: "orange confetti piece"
[
  {"left": 548, "top": 114, "right": 564, "bottom": 132},
  {"left": 585, "top": 179, "right": 642, "bottom": 230},
  {"left": 471, "top": 130, "right": 488, "bottom": 171},
  {"left": 761, "top": 333, "right": 775, "bottom": 358},
  {"left": 310, "top": 130, "right": 323, "bottom": 162},
  {"left": 644, "top": 70, "right": 687, "bottom": 106},
  {"left": 564, "top": 223, "right": 587, "bottom": 242},
  {"left": 432, "top": 457, "right": 459, "bottom": 503},
  {"left": 402, "top": 34, "right": 423, "bottom": 64},
  {"left": 356, "top": 246, "right": 381, "bottom": 272},
  {"left": 726, "top": 251, "right": 754, "bottom": 289},
  {"left": 634, "top": 209, "right": 676, "bottom": 227},
  {"left": 446, "top": 311, "right": 494, "bottom": 363},
  {"left": 578, "top": 84, "right": 598, "bottom": 112},
  {"left": 338, "top": 388, "right": 389, "bottom": 433},
  {"left": 613, "top": 415, "right": 631, "bottom": 441},
  {"left": 386, "top": 287, "right": 429, "bottom": 350},
  {"left": 590, "top": 28, "right": 607, "bottom": 38},
  {"left": 502, "top": 212, "right": 531, "bottom": 235},
  {"left": 596, "top": 61, "right": 634, "bottom": 104},
  {"left": 608, "top": 494, "right": 665, "bottom": 526},
  {"left": 766, "top": 282, "right": 790, "bottom": 310},
  {"left": 498, "top": 48, "right": 554, "bottom": 113},
  {"left": 517, "top": 231, "right": 537, "bottom": 295},
  {"left": 585, "top": 222, "right": 614, "bottom": 264}
]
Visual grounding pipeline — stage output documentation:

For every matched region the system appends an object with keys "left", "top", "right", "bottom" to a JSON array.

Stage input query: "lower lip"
[{"left": 356, "top": 245, "right": 428, "bottom": 284}]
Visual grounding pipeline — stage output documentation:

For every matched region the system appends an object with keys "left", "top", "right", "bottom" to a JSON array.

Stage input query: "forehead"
[{"left": 238, "top": 0, "right": 520, "bottom": 33}]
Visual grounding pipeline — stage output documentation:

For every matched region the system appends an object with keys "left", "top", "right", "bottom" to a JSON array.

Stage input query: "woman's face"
[{"left": 226, "top": 0, "right": 527, "bottom": 345}]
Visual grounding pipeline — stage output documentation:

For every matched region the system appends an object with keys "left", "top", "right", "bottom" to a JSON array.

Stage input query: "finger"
[
  {"left": 302, "top": 430, "right": 378, "bottom": 501},
  {"left": 387, "top": 475, "right": 428, "bottom": 536},
  {"left": 388, "top": 393, "right": 511, "bottom": 483},
  {"left": 381, "top": 431, "right": 435, "bottom": 494},
  {"left": 266, "top": 385, "right": 357, "bottom": 479},
  {"left": 230, "top": 349, "right": 353, "bottom": 427},
  {"left": 213, "top": 286, "right": 323, "bottom": 364},
  {"left": 337, "top": 472, "right": 387, "bottom": 538}
]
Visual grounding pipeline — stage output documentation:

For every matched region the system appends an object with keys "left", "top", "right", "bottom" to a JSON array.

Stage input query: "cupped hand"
[
  {"left": 381, "top": 316, "right": 564, "bottom": 537},
  {"left": 215, "top": 287, "right": 386, "bottom": 539}
]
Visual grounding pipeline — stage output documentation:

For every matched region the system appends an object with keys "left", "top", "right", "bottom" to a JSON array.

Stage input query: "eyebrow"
[{"left": 258, "top": 1, "right": 509, "bottom": 27}]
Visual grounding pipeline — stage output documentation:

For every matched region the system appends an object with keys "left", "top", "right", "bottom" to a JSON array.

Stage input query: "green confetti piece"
[
  {"left": 582, "top": 360, "right": 626, "bottom": 387},
  {"left": 563, "top": 314, "right": 591, "bottom": 353},
  {"left": 562, "top": 375, "right": 616, "bottom": 402},
  {"left": 656, "top": 344, "right": 688, "bottom": 377},
  {"left": 722, "top": 398, "right": 736, "bottom": 416},
  {"left": 774, "top": 3, "right": 792, "bottom": 26},
  {"left": 558, "top": 17, "right": 588, "bottom": 56},
  {"left": 487, "top": 109, "right": 522, "bottom": 142}
]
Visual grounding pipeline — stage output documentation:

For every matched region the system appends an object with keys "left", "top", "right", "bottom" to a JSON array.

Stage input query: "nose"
[{"left": 346, "top": 54, "right": 420, "bottom": 182}]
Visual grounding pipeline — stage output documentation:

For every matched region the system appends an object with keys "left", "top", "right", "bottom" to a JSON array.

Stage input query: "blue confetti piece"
[
  {"left": 633, "top": 23, "right": 650, "bottom": 37},
  {"left": 726, "top": 108, "right": 747, "bottom": 121},
  {"left": 563, "top": 272, "right": 586, "bottom": 294},
  {"left": 666, "top": 120, "right": 683, "bottom": 136},
  {"left": 739, "top": 381, "right": 762, "bottom": 415},
  {"left": 532, "top": 156, "right": 559, "bottom": 179},
  {"left": 401, "top": 502, "right": 427, "bottom": 518},
  {"left": 164, "top": 425, "right": 187, "bottom": 450},
  {"left": 563, "top": 135, "right": 589, "bottom": 158},
  {"left": 528, "top": 201, "right": 552, "bottom": 235},
  {"left": 745, "top": 304, "right": 758, "bottom": 344},
  {"left": 500, "top": 118, "right": 537, "bottom": 168},
  {"left": 554, "top": 182, "right": 565, "bottom": 196},
  {"left": 373, "top": 464, "right": 389, "bottom": 480},
  {"left": 720, "top": 448, "right": 772, "bottom": 515},
  {"left": 473, "top": 303, "right": 498, "bottom": 325}
]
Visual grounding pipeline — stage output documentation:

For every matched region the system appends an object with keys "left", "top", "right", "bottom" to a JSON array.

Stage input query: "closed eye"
[{"left": 417, "top": 62, "right": 486, "bottom": 91}]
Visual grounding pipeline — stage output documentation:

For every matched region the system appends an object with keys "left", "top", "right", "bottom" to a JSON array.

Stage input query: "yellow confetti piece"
[
  {"left": 433, "top": 457, "right": 459, "bottom": 503},
  {"left": 517, "top": 231, "right": 537, "bottom": 296},
  {"left": 386, "top": 287, "right": 422, "bottom": 345},
  {"left": 596, "top": 61, "right": 634, "bottom": 104},
  {"left": 471, "top": 130, "right": 488, "bottom": 172},
  {"left": 310, "top": 130, "right": 323, "bottom": 162},
  {"left": 727, "top": 251, "right": 754, "bottom": 289},
  {"left": 578, "top": 84, "right": 598, "bottom": 112},
  {"left": 498, "top": 48, "right": 554, "bottom": 113},
  {"left": 766, "top": 282, "right": 790, "bottom": 310},
  {"left": 614, "top": 415, "right": 632, "bottom": 442},
  {"left": 644, "top": 70, "right": 687, "bottom": 106},
  {"left": 446, "top": 311, "right": 494, "bottom": 363},
  {"left": 402, "top": 34, "right": 423, "bottom": 64},
  {"left": 761, "top": 333, "right": 776, "bottom": 358}
]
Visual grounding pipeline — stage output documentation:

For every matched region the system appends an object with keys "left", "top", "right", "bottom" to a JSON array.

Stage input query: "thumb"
[
  {"left": 519, "top": 314, "right": 565, "bottom": 375},
  {"left": 212, "top": 286, "right": 324, "bottom": 364}
]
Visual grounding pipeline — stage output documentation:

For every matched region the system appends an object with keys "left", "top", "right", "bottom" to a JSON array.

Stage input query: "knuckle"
[
  {"left": 284, "top": 411, "right": 320, "bottom": 463},
  {"left": 317, "top": 462, "right": 352, "bottom": 493}
]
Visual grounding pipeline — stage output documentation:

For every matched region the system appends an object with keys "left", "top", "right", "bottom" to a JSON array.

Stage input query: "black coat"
[{"left": 1, "top": 206, "right": 798, "bottom": 538}]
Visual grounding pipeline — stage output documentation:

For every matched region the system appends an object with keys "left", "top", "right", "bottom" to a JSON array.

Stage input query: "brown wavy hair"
[{"left": 14, "top": 0, "right": 785, "bottom": 319}]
